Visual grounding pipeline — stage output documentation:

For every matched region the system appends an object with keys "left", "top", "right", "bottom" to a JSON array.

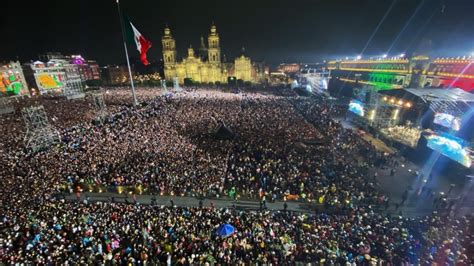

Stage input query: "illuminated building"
[
  {"left": 29, "top": 60, "right": 83, "bottom": 96},
  {"left": 423, "top": 57, "right": 474, "bottom": 91},
  {"left": 328, "top": 55, "right": 474, "bottom": 93},
  {"left": 37, "top": 53, "right": 101, "bottom": 82},
  {"left": 278, "top": 63, "right": 300, "bottom": 74},
  {"left": 0, "top": 61, "right": 29, "bottom": 96},
  {"left": 100, "top": 65, "right": 135, "bottom": 85},
  {"left": 162, "top": 25, "right": 263, "bottom": 84},
  {"left": 70, "top": 55, "right": 101, "bottom": 81}
]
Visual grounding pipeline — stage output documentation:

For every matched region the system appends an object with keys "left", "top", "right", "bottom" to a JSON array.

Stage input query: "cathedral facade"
[{"left": 162, "top": 25, "right": 262, "bottom": 84}]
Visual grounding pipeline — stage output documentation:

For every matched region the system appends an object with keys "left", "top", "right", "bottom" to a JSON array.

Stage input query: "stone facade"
[{"left": 162, "top": 25, "right": 260, "bottom": 84}]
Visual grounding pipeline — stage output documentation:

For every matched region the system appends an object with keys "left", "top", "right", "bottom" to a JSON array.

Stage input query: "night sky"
[{"left": 1, "top": 0, "right": 473, "bottom": 65}]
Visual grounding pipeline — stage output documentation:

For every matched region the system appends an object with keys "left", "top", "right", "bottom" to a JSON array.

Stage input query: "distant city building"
[
  {"left": 328, "top": 55, "right": 474, "bottom": 94},
  {"left": 70, "top": 55, "right": 101, "bottom": 81},
  {"left": 162, "top": 25, "right": 265, "bottom": 84},
  {"left": 38, "top": 53, "right": 101, "bottom": 82},
  {"left": 100, "top": 65, "right": 135, "bottom": 85},
  {"left": 28, "top": 60, "right": 83, "bottom": 96},
  {"left": 0, "top": 61, "right": 29, "bottom": 96},
  {"left": 38, "top": 52, "right": 67, "bottom": 61},
  {"left": 278, "top": 63, "right": 300, "bottom": 74}
]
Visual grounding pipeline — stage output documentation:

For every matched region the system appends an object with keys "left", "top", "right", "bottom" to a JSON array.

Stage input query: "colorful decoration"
[
  {"left": 37, "top": 74, "right": 64, "bottom": 89},
  {"left": 0, "top": 71, "right": 24, "bottom": 95}
]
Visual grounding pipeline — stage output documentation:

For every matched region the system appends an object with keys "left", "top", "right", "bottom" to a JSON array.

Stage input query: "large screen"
[
  {"left": 0, "top": 71, "right": 26, "bottom": 95},
  {"left": 433, "top": 113, "right": 461, "bottom": 131},
  {"left": 348, "top": 99, "right": 365, "bottom": 117},
  {"left": 36, "top": 73, "right": 64, "bottom": 90},
  {"left": 425, "top": 132, "right": 472, "bottom": 168}
]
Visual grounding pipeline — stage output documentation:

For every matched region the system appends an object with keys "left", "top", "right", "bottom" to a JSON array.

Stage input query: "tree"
[
  {"left": 184, "top": 78, "right": 194, "bottom": 86},
  {"left": 85, "top": 79, "right": 103, "bottom": 87}
]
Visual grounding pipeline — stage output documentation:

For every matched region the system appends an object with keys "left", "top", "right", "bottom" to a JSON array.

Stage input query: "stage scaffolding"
[
  {"left": 92, "top": 91, "right": 107, "bottom": 122},
  {"left": 370, "top": 104, "right": 399, "bottom": 128},
  {"left": 22, "top": 105, "right": 60, "bottom": 152}
]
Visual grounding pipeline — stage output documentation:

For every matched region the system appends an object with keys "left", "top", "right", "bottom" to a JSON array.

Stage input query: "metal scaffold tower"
[
  {"left": 63, "top": 82, "right": 85, "bottom": 99},
  {"left": 92, "top": 91, "right": 107, "bottom": 122},
  {"left": 22, "top": 105, "right": 60, "bottom": 152},
  {"left": 371, "top": 104, "right": 398, "bottom": 128}
]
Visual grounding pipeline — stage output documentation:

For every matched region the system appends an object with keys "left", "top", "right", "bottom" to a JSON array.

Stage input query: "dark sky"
[{"left": 1, "top": 0, "right": 473, "bottom": 65}]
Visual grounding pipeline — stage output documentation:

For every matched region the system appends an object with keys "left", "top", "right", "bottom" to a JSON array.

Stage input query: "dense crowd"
[
  {"left": 2, "top": 201, "right": 470, "bottom": 264},
  {"left": 0, "top": 87, "right": 472, "bottom": 264}
]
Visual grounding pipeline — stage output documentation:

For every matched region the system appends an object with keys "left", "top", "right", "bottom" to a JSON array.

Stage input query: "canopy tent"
[
  {"left": 379, "top": 88, "right": 474, "bottom": 117},
  {"left": 216, "top": 224, "right": 235, "bottom": 237},
  {"left": 213, "top": 123, "right": 235, "bottom": 140},
  {"left": 379, "top": 88, "right": 474, "bottom": 141}
]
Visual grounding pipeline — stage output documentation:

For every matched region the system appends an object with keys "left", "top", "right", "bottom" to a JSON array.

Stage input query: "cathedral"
[{"left": 162, "top": 25, "right": 263, "bottom": 84}]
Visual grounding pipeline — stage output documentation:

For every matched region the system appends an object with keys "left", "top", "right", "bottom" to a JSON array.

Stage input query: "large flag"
[{"left": 123, "top": 15, "right": 152, "bottom": 66}]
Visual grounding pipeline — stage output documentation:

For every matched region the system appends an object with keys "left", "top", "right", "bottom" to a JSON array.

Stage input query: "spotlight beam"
[
  {"left": 403, "top": 5, "right": 438, "bottom": 53},
  {"left": 447, "top": 60, "right": 474, "bottom": 89},
  {"left": 386, "top": 0, "right": 425, "bottom": 55},
  {"left": 360, "top": 0, "right": 398, "bottom": 56},
  {"left": 335, "top": 0, "right": 397, "bottom": 97}
]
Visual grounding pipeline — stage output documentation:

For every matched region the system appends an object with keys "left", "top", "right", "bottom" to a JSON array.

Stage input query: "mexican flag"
[{"left": 123, "top": 15, "right": 152, "bottom": 66}]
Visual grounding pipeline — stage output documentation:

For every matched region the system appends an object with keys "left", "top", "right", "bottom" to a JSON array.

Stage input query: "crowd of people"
[
  {"left": 0, "top": 87, "right": 472, "bottom": 264},
  {"left": 380, "top": 125, "right": 422, "bottom": 148},
  {"left": 2, "top": 200, "right": 470, "bottom": 264}
]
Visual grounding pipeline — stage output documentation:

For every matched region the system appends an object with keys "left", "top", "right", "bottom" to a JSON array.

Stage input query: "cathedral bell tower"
[
  {"left": 162, "top": 26, "right": 177, "bottom": 80},
  {"left": 207, "top": 24, "right": 221, "bottom": 64},
  {"left": 162, "top": 26, "right": 177, "bottom": 66}
]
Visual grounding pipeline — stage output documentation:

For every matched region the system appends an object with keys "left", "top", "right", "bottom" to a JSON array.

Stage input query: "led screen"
[
  {"left": 0, "top": 71, "right": 25, "bottom": 95},
  {"left": 433, "top": 113, "right": 461, "bottom": 131},
  {"left": 36, "top": 73, "right": 64, "bottom": 90},
  {"left": 426, "top": 132, "right": 472, "bottom": 168},
  {"left": 348, "top": 99, "right": 364, "bottom": 117}
]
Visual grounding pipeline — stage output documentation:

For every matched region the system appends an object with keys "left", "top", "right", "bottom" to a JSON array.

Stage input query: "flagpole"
[{"left": 116, "top": 0, "right": 138, "bottom": 107}]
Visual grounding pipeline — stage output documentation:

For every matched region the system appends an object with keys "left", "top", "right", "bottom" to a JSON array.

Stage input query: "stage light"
[
  {"left": 383, "top": 96, "right": 387, "bottom": 101},
  {"left": 398, "top": 100, "right": 403, "bottom": 105},
  {"left": 405, "top": 102, "right": 411, "bottom": 108},
  {"left": 382, "top": 54, "right": 387, "bottom": 58},
  {"left": 400, "top": 53, "right": 405, "bottom": 58},
  {"left": 392, "top": 109, "right": 399, "bottom": 120},
  {"left": 390, "top": 98, "right": 395, "bottom": 103},
  {"left": 356, "top": 55, "right": 362, "bottom": 60},
  {"left": 369, "top": 109, "right": 376, "bottom": 120}
]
